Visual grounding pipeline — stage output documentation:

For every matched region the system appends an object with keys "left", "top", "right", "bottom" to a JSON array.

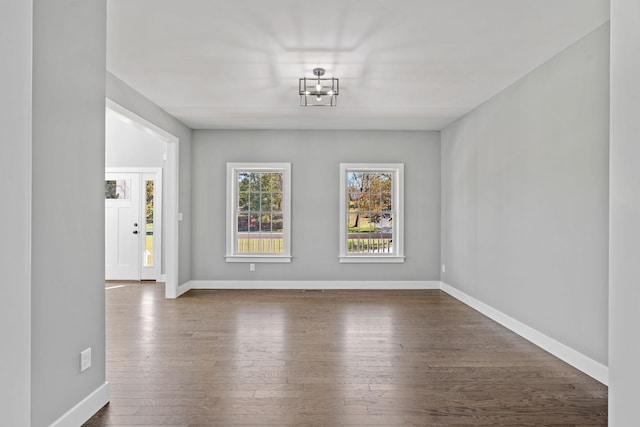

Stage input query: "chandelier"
[{"left": 299, "top": 68, "right": 339, "bottom": 106}]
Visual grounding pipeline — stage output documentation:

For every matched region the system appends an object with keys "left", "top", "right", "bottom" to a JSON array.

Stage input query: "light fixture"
[{"left": 299, "top": 68, "right": 339, "bottom": 106}]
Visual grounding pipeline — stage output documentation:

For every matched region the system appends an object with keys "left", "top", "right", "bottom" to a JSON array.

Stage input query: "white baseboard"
[
  {"left": 50, "top": 381, "right": 109, "bottom": 427},
  {"left": 176, "top": 280, "right": 193, "bottom": 298},
  {"left": 176, "top": 281, "right": 192, "bottom": 297},
  {"left": 158, "top": 274, "right": 167, "bottom": 282},
  {"left": 186, "top": 280, "right": 440, "bottom": 290},
  {"left": 440, "top": 282, "right": 609, "bottom": 385}
]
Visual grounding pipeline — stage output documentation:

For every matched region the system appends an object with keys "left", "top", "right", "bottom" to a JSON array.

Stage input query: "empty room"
[{"left": 2, "top": 0, "right": 639, "bottom": 426}]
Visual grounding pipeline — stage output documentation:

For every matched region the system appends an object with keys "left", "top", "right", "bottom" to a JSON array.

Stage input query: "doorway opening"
[
  {"left": 105, "top": 168, "right": 162, "bottom": 281},
  {"left": 106, "top": 99, "right": 179, "bottom": 298}
]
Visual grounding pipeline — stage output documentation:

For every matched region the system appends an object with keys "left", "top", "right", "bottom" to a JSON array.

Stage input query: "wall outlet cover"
[{"left": 80, "top": 347, "right": 91, "bottom": 372}]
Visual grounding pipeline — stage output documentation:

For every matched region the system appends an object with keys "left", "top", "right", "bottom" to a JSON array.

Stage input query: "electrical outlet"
[
  {"left": 442, "top": 264, "right": 446, "bottom": 273},
  {"left": 249, "top": 263, "right": 255, "bottom": 272},
  {"left": 80, "top": 347, "right": 91, "bottom": 372}
]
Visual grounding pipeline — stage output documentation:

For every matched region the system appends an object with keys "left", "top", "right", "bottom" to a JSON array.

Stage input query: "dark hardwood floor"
[{"left": 85, "top": 283, "right": 607, "bottom": 426}]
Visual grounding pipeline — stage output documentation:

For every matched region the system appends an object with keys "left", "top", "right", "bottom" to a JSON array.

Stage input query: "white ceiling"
[{"left": 106, "top": 0, "right": 609, "bottom": 131}]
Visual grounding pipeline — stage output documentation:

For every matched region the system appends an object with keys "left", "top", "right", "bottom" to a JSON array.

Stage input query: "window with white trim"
[
  {"left": 226, "top": 163, "right": 291, "bottom": 263},
  {"left": 339, "top": 163, "right": 404, "bottom": 263}
]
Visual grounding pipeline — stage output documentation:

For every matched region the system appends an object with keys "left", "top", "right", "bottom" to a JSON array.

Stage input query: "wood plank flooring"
[{"left": 84, "top": 283, "right": 607, "bottom": 426}]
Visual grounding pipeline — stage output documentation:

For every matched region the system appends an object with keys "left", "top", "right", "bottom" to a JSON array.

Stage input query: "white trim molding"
[
  {"left": 49, "top": 382, "right": 109, "bottom": 427},
  {"left": 185, "top": 280, "right": 440, "bottom": 291},
  {"left": 440, "top": 282, "right": 609, "bottom": 385},
  {"left": 177, "top": 281, "right": 192, "bottom": 297}
]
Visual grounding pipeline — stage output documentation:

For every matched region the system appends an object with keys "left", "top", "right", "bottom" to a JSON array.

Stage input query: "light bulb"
[
  {"left": 315, "top": 83, "right": 322, "bottom": 92},
  {"left": 304, "top": 91, "right": 310, "bottom": 95},
  {"left": 316, "top": 95, "right": 322, "bottom": 101},
  {"left": 327, "top": 90, "right": 334, "bottom": 96}
]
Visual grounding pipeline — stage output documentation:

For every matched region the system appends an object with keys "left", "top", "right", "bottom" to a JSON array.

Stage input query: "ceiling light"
[{"left": 299, "top": 68, "right": 339, "bottom": 106}]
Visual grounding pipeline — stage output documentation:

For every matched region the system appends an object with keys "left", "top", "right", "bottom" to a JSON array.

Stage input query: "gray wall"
[
  {"left": 0, "top": 1, "right": 32, "bottom": 425},
  {"left": 107, "top": 73, "right": 193, "bottom": 286},
  {"left": 441, "top": 24, "right": 610, "bottom": 365},
  {"left": 609, "top": 0, "right": 640, "bottom": 423},
  {"left": 31, "top": 0, "right": 107, "bottom": 425},
  {"left": 192, "top": 130, "right": 441, "bottom": 282}
]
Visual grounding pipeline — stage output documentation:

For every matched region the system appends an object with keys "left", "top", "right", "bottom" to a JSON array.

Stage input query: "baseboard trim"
[
  {"left": 159, "top": 274, "right": 167, "bottom": 283},
  {"left": 176, "top": 281, "right": 192, "bottom": 297},
  {"left": 49, "top": 381, "right": 109, "bottom": 427},
  {"left": 187, "top": 280, "right": 440, "bottom": 290},
  {"left": 440, "top": 282, "right": 609, "bottom": 385}
]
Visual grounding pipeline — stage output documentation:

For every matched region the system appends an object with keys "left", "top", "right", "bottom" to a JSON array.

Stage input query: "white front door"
[
  {"left": 105, "top": 169, "right": 163, "bottom": 281},
  {"left": 105, "top": 172, "right": 141, "bottom": 280}
]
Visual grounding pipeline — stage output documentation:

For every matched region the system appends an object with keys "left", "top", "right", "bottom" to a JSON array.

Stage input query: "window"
[
  {"left": 226, "top": 163, "right": 292, "bottom": 263},
  {"left": 105, "top": 179, "right": 129, "bottom": 200},
  {"left": 144, "top": 179, "right": 155, "bottom": 267},
  {"left": 339, "top": 163, "right": 404, "bottom": 263}
]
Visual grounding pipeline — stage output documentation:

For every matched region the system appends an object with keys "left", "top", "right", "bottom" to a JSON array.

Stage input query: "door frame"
[
  {"left": 106, "top": 99, "right": 180, "bottom": 298},
  {"left": 105, "top": 168, "right": 163, "bottom": 281}
]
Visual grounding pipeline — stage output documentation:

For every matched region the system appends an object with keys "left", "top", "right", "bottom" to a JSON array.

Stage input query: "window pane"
[
  {"left": 249, "top": 173, "right": 260, "bottom": 192},
  {"left": 144, "top": 180, "right": 154, "bottom": 267},
  {"left": 261, "top": 193, "right": 271, "bottom": 212},
  {"left": 261, "top": 214, "right": 272, "bottom": 232},
  {"left": 238, "top": 172, "right": 250, "bottom": 192},
  {"left": 358, "top": 213, "right": 372, "bottom": 232},
  {"left": 272, "top": 214, "right": 283, "bottom": 232},
  {"left": 359, "top": 193, "right": 371, "bottom": 211},
  {"left": 105, "top": 180, "right": 129, "bottom": 199},
  {"left": 382, "top": 192, "right": 392, "bottom": 211},
  {"left": 249, "top": 213, "right": 260, "bottom": 232},
  {"left": 249, "top": 192, "right": 260, "bottom": 211},
  {"left": 347, "top": 172, "right": 362, "bottom": 190},
  {"left": 238, "top": 192, "right": 249, "bottom": 211},
  {"left": 380, "top": 173, "right": 392, "bottom": 186},
  {"left": 348, "top": 213, "right": 358, "bottom": 228},
  {"left": 237, "top": 214, "right": 248, "bottom": 232},
  {"left": 271, "top": 193, "right": 282, "bottom": 212},
  {"left": 262, "top": 173, "right": 273, "bottom": 192},
  {"left": 271, "top": 173, "right": 283, "bottom": 193},
  {"left": 381, "top": 213, "right": 393, "bottom": 232},
  {"left": 105, "top": 180, "right": 117, "bottom": 199}
]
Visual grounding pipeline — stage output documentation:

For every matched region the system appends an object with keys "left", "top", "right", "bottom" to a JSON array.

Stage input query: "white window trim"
[
  {"left": 339, "top": 163, "right": 405, "bottom": 263},
  {"left": 225, "top": 162, "right": 292, "bottom": 263}
]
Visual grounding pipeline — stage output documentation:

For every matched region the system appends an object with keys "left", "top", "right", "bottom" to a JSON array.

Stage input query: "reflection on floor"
[{"left": 85, "top": 283, "right": 607, "bottom": 426}]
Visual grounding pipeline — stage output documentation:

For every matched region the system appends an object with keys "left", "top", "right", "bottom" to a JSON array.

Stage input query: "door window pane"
[
  {"left": 105, "top": 180, "right": 130, "bottom": 199},
  {"left": 144, "top": 180, "right": 154, "bottom": 267}
]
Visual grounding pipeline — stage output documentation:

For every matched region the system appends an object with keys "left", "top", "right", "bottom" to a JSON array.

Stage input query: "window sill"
[
  {"left": 225, "top": 255, "right": 292, "bottom": 263},
  {"left": 339, "top": 255, "right": 405, "bottom": 264}
]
